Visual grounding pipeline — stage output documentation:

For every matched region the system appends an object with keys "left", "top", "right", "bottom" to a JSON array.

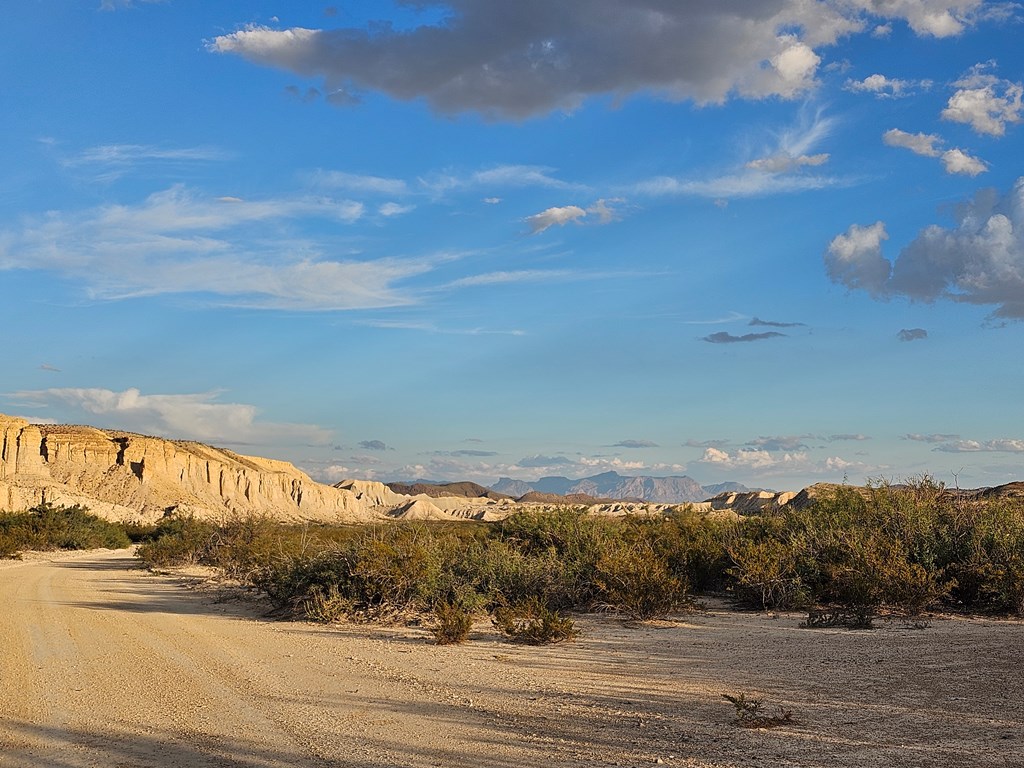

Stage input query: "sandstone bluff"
[{"left": 1, "top": 413, "right": 802, "bottom": 523}]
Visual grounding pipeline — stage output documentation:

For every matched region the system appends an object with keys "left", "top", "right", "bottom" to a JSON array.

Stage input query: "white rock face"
[{"left": 0, "top": 414, "right": 365, "bottom": 523}]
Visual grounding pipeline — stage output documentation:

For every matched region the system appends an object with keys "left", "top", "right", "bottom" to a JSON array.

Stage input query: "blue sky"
[{"left": 3, "top": 1, "right": 1023, "bottom": 490}]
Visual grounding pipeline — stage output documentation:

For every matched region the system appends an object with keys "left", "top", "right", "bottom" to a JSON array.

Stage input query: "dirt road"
[{"left": 1, "top": 549, "right": 1022, "bottom": 768}]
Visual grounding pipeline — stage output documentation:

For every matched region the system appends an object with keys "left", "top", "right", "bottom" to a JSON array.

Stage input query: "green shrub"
[
  {"left": 594, "top": 537, "right": 690, "bottom": 619},
  {"left": 135, "top": 515, "right": 218, "bottom": 567},
  {"left": 492, "top": 598, "right": 579, "bottom": 644},
  {"left": 431, "top": 601, "right": 475, "bottom": 644},
  {"left": 0, "top": 503, "right": 130, "bottom": 555}
]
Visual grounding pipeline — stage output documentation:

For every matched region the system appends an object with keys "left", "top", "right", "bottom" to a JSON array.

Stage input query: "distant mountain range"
[{"left": 490, "top": 471, "right": 750, "bottom": 503}]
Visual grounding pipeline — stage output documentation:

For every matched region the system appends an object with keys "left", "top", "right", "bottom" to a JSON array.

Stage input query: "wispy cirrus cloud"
[
  {"left": 634, "top": 109, "right": 847, "bottom": 200},
  {"left": 0, "top": 184, "right": 459, "bottom": 310},
  {"left": 7, "top": 387, "right": 331, "bottom": 446}
]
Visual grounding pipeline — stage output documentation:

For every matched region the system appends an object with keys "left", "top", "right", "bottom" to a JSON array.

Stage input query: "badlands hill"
[
  {"left": 0, "top": 414, "right": 527, "bottom": 523},
  {"left": 0, "top": 413, "right": 687, "bottom": 523}
]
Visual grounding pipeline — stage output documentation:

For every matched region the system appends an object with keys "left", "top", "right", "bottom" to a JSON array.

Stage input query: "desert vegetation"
[
  {"left": 0, "top": 503, "right": 133, "bottom": 557},
  {"left": 127, "top": 478, "right": 1024, "bottom": 640},
  {"left": 5, "top": 480, "right": 1023, "bottom": 638}
]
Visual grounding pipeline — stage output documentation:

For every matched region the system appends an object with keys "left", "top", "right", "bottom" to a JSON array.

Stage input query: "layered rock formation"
[{"left": 1, "top": 414, "right": 365, "bottom": 523}]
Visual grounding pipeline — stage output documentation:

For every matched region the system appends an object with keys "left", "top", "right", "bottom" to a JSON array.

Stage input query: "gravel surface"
[{"left": 1, "top": 549, "right": 1022, "bottom": 767}]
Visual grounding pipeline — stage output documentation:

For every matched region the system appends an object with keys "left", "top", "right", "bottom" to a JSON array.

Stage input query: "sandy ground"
[{"left": 1, "top": 549, "right": 1022, "bottom": 768}]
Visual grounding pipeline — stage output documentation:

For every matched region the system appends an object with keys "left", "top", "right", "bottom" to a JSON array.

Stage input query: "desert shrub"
[
  {"left": 0, "top": 504, "right": 130, "bottom": 555},
  {"left": 135, "top": 515, "right": 218, "bottom": 567},
  {"left": 594, "top": 536, "right": 690, "bottom": 619},
  {"left": 494, "top": 507, "right": 620, "bottom": 608},
  {"left": 722, "top": 693, "right": 794, "bottom": 728},
  {"left": 431, "top": 601, "right": 475, "bottom": 644},
  {"left": 492, "top": 597, "right": 578, "bottom": 644},
  {"left": 726, "top": 533, "right": 808, "bottom": 610}
]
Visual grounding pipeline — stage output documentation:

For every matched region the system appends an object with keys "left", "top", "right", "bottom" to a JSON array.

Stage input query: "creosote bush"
[
  {"left": 431, "top": 601, "right": 475, "bottom": 645},
  {"left": 492, "top": 598, "right": 579, "bottom": 645},
  {"left": 0, "top": 503, "right": 131, "bottom": 557},
  {"left": 130, "top": 480, "right": 1024, "bottom": 643}
]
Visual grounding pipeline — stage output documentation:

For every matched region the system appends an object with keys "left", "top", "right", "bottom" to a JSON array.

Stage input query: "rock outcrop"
[{"left": 1, "top": 414, "right": 365, "bottom": 523}]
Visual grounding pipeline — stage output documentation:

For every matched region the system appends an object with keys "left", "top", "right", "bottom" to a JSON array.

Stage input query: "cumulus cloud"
[
  {"left": 940, "top": 148, "right": 987, "bottom": 176},
  {"left": 208, "top": 2, "right": 985, "bottom": 119},
  {"left": 882, "top": 129, "right": 987, "bottom": 176},
  {"left": 703, "top": 331, "right": 786, "bottom": 344},
  {"left": 903, "top": 433, "right": 961, "bottom": 443},
  {"left": 612, "top": 440, "right": 659, "bottom": 449},
  {"left": 826, "top": 178, "right": 1024, "bottom": 319},
  {"left": 0, "top": 185, "right": 453, "bottom": 311},
  {"left": 844, "top": 73, "right": 930, "bottom": 98},
  {"left": 882, "top": 128, "right": 943, "bottom": 157},
  {"left": 942, "top": 64, "right": 1023, "bottom": 137},
  {"left": 9, "top": 387, "right": 331, "bottom": 445},
  {"left": 934, "top": 438, "right": 1024, "bottom": 453},
  {"left": 698, "top": 446, "right": 809, "bottom": 471},
  {"left": 829, "top": 434, "right": 870, "bottom": 441},
  {"left": 523, "top": 206, "right": 585, "bottom": 234},
  {"left": 898, "top": 328, "right": 929, "bottom": 341},
  {"left": 824, "top": 220, "right": 891, "bottom": 296},
  {"left": 525, "top": 198, "right": 622, "bottom": 233}
]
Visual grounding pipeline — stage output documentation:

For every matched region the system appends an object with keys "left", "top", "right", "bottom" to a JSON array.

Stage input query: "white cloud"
[
  {"left": 845, "top": 73, "right": 930, "bottom": 98},
  {"left": 883, "top": 128, "right": 987, "bottom": 176},
  {"left": 310, "top": 170, "right": 409, "bottom": 196},
  {"left": 942, "top": 64, "right": 1023, "bottom": 137},
  {"left": 699, "top": 447, "right": 809, "bottom": 471},
  {"left": 66, "top": 144, "right": 227, "bottom": 167},
  {"left": 99, "top": 0, "right": 164, "bottom": 9},
  {"left": 378, "top": 202, "right": 414, "bottom": 217},
  {"left": 745, "top": 152, "right": 829, "bottom": 173},
  {"left": 208, "top": 3, "right": 985, "bottom": 119},
  {"left": 824, "top": 221, "right": 891, "bottom": 296},
  {"left": 446, "top": 269, "right": 572, "bottom": 288},
  {"left": 902, "top": 433, "right": 961, "bottom": 443},
  {"left": 934, "top": 438, "right": 1024, "bottom": 453},
  {"left": 524, "top": 205, "right": 587, "bottom": 234},
  {"left": 10, "top": 387, "right": 331, "bottom": 446},
  {"left": 0, "top": 185, "right": 450, "bottom": 310},
  {"left": 826, "top": 178, "right": 1024, "bottom": 319},
  {"left": 940, "top": 148, "right": 987, "bottom": 176},
  {"left": 638, "top": 109, "right": 842, "bottom": 198},
  {"left": 883, "top": 128, "right": 943, "bottom": 157}
]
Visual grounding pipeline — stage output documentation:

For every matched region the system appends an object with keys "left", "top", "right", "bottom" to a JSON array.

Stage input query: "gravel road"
[{"left": 2, "top": 549, "right": 1022, "bottom": 768}]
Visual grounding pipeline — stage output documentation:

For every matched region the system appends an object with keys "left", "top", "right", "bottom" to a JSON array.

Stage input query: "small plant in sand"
[
  {"left": 722, "top": 693, "right": 794, "bottom": 728},
  {"left": 492, "top": 597, "right": 579, "bottom": 645},
  {"left": 431, "top": 601, "right": 475, "bottom": 645}
]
